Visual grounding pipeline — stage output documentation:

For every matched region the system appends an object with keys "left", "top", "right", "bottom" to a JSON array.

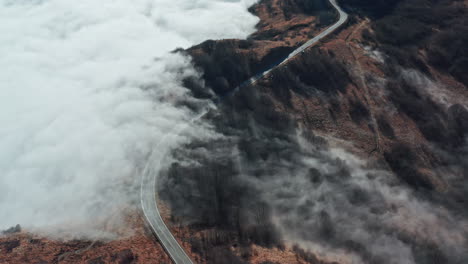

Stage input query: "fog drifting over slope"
[{"left": 0, "top": 0, "right": 258, "bottom": 238}]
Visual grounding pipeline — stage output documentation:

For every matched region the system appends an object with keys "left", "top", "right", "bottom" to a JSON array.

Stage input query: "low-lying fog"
[{"left": 0, "top": 0, "right": 258, "bottom": 239}]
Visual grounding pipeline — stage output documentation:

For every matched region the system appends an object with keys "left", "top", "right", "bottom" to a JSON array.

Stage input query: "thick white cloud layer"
[{"left": 0, "top": 0, "right": 258, "bottom": 238}]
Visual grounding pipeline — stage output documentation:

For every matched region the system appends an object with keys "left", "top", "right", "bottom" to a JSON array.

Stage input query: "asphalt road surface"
[
  {"left": 140, "top": 117, "right": 200, "bottom": 264},
  {"left": 234, "top": 0, "right": 348, "bottom": 91},
  {"left": 140, "top": 1, "right": 348, "bottom": 263}
]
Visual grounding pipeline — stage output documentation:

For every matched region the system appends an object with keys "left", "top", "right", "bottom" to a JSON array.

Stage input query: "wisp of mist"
[{"left": 0, "top": 0, "right": 258, "bottom": 239}]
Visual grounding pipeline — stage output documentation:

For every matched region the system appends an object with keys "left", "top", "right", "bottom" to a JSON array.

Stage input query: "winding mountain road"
[
  {"left": 140, "top": 113, "right": 205, "bottom": 264},
  {"left": 140, "top": 1, "right": 348, "bottom": 263},
  {"left": 235, "top": 0, "right": 348, "bottom": 90}
]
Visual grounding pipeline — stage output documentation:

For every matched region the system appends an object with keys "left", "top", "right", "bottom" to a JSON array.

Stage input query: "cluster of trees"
[
  {"left": 281, "top": 0, "right": 331, "bottom": 16},
  {"left": 2, "top": 240, "right": 20, "bottom": 253},
  {"left": 188, "top": 40, "right": 294, "bottom": 95},
  {"left": 349, "top": 99, "right": 370, "bottom": 124},
  {"left": 161, "top": 150, "right": 283, "bottom": 263},
  {"left": 160, "top": 95, "right": 290, "bottom": 263},
  {"left": 280, "top": 0, "right": 337, "bottom": 24},
  {"left": 171, "top": 1, "right": 468, "bottom": 263},
  {"left": 387, "top": 74, "right": 468, "bottom": 148},
  {"left": 268, "top": 49, "right": 350, "bottom": 106},
  {"left": 387, "top": 77, "right": 448, "bottom": 144},
  {"left": 160, "top": 74, "right": 331, "bottom": 262},
  {"left": 186, "top": 0, "right": 343, "bottom": 96},
  {"left": 291, "top": 245, "right": 322, "bottom": 263},
  {"left": 190, "top": 233, "right": 249, "bottom": 264},
  {"left": 352, "top": 0, "right": 468, "bottom": 86},
  {"left": 344, "top": 0, "right": 468, "bottom": 227},
  {"left": 337, "top": 0, "right": 402, "bottom": 18},
  {"left": 384, "top": 144, "right": 435, "bottom": 190},
  {"left": 1, "top": 224, "right": 21, "bottom": 235},
  {"left": 340, "top": 0, "right": 468, "bottom": 201},
  {"left": 427, "top": 24, "right": 468, "bottom": 86},
  {"left": 384, "top": 72, "right": 468, "bottom": 194},
  {"left": 188, "top": 40, "right": 253, "bottom": 95},
  {"left": 376, "top": 116, "right": 395, "bottom": 139}
]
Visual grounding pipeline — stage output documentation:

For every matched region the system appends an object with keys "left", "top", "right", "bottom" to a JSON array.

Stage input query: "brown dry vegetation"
[
  {"left": 0, "top": 211, "right": 171, "bottom": 264},
  {"left": 171, "top": 0, "right": 468, "bottom": 263},
  {"left": 0, "top": 1, "right": 332, "bottom": 263},
  {"left": 186, "top": 0, "right": 337, "bottom": 95},
  {"left": 3, "top": 0, "right": 467, "bottom": 263}
]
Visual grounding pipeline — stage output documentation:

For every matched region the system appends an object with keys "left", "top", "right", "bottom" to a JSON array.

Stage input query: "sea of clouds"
[{"left": 0, "top": 0, "right": 258, "bottom": 239}]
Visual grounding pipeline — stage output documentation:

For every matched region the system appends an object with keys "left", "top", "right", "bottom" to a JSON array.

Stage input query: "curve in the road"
[
  {"left": 140, "top": 113, "right": 207, "bottom": 264},
  {"left": 140, "top": 1, "right": 348, "bottom": 263},
  {"left": 231, "top": 0, "right": 348, "bottom": 93}
]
